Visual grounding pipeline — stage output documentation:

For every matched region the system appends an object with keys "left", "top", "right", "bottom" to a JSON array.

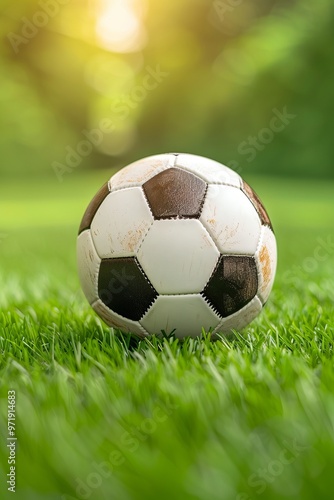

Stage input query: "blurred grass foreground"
[{"left": 0, "top": 172, "right": 334, "bottom": 499}]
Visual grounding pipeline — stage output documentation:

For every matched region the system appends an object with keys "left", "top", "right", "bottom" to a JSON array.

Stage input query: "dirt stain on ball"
[{"left": 259, "top": 244, "right": 271, "bottom": 288}]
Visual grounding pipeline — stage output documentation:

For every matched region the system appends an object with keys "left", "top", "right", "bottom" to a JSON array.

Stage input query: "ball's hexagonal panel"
[
  {"left": 255, "top": 226, "right": 277, "bottom": 304},
  {"left": 143, "top": 167, "right": 207, "bottom": 219},
  {"left": 200, "top": 184, "right": 261, "bottom": 255},
  {"left": 242, "top": 180, "right": 273, "bottom": 230},
  {"left": 92, "top": 299, "right": 149, "bottom": 338},
  {"left": 108, "top": 154, "right": 175, "bottom": 192},
  {"left": 203, "top": 255, "right": 258, "bottom": 317},
  {"left": 78, "top": 183, "right": 110, "bottom": 234},
  {"left": 140, "top": 294, "right": 221, "bottom": 338},
  {"left": 91, "top": 187, "right": 154, "bottom": 259},
  {"left": 137, "top": 219, "right": 220, "bottom": 294},
  {"left": 77, "top": 230, "right": 101, "bottom": 304},
  {"left": 98, "top": 257, "right": 157, "bottom": 321},
  {"left": 175, "top": 153, "right": 241, "bottom": 188},
  {"left": 212, "top": 296, "right": 262, "bottom": 337}
]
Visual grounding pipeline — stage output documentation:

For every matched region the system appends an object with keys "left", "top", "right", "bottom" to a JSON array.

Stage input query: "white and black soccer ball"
[{"left": 77, "top": 153, "right": 277, "bottom": 339}]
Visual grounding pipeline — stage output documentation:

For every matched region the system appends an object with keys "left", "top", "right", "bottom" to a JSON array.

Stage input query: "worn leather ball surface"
[{"left": 77, "top": 153, "right": 277, "bottom": 339}]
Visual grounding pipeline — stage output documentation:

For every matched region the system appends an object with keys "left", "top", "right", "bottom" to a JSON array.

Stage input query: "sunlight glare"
[{"left": 96, "top": 0, "right": 146, "bottom": 53}]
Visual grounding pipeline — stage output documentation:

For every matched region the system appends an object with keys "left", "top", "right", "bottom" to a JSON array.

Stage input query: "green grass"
[{"left": 1, "top": 171, "right": 334, "bottom": 500}]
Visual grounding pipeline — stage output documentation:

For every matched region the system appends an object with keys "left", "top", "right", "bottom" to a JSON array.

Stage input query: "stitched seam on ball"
[
  {"left": 212, "top": 295, "right": 261, "bottom": 336},
  {"left": 134, "top": 258, "right": 159, "bottom": 320},
  {"left": 96, "top": 184, "right": 156, "bottom": 222},
  {"left": 136, "top": 219, "right": 154, "bottom": 254},
  {"left": 207, "top": 181, "right": 241, "bottom": 189},
  {"left": 199, "top": 216, "right": 253, "bottom": 257},
  {"left": 91, "top": 299, "right": 149, "bottom": 337},
  {"left": 198, "top": 183, "right": 208, "bottom": 218},
  {"left": 108, "top": 182, "right": 142, "bottom": 193},
  {"left": 81, "top": 229, "right": 101, "bottom": 306},
  {"left": 141, "top": 187, "right": 155, "bottom": 219},
  {"left": 138, "top": 296, "right": 160, "bottom": 322},
  {"left": 200, "top": 292, "right": 223, "bottom": 319},
  {"left": 255, "top": 225, "right": 265, "bottom": 292},
  {"left": 143, "top": 215, "right": 202, "bottom": 221},
  {"left": 108, "top": 163, "right": 172, "bottom": 193},
  {"left": 172, "top": 161, "right": 241, "bottom": 188},
  {"left": 173, "top": 165, "right": 207, "bottom": 183},
  {"left": 197, "top": 216, "right": 220, "bottom": 256},
  {"left": 200, "top": 252, "right": 223, "bottom": 319},
  {"left": 255, "top": 221, "right": 264, "bottom": 256},
  {"left": 196, "top": 294, "right": 222, "bottom": 319},
  {"left": 218, "top": 295, "right": 260, "bottom": 322},
  {"left": 156, "top": 292, "right": 210, "bottom": 297}
]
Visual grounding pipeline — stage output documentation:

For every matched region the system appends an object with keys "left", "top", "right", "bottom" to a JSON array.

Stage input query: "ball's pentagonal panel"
[
  {"left": 98, "top": 257, "right": 157, "bottom": 321},
  {"left": 200, "top": 185, "right": 261, "bottom": 255},
  {"left": 175, "top": 153, "right": 241, "bottom": 188},
  {"left": 137, "top": 219, "right": 220, "bottom": 294},
  {"left": 143, "top": 167, "right": 207, "bottom": 219},
  {"left": 203, "top": 255, "right": 258, "bottom": 317},
  {"left": 78, "top": 183, "right": 110, "bottom": 234},
  {"left": 255, "top": 226, "right": 277, "bottom": 304},
  {"left": 242, "top": 180, "right": 273, "bottom": 230},
  {"left": 92, "top": 299, "right": 149, "bottom": 338},
  {"left": 91, "top": 187, "right": 154, "bottom": 259},
  {"left": 108, "top": 154, "right": 175, "bottom": 192},
  {"left": 77, "top": 230, "right": 101, "bottom": 305},
  {"left": 140, "top": 294, "right": 221, "bottom": 338},
  {"left": 212, "top": 296, "right": 262, "bottom": 337}
]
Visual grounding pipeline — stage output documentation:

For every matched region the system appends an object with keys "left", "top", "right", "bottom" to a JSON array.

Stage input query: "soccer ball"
[{"left": 77, "top": 153, "right": 277, "bottom": 339}]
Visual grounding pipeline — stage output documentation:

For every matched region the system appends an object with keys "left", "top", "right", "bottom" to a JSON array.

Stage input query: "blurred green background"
[{"left": 1, "top": 0, "right": 333, "bottom": 180}]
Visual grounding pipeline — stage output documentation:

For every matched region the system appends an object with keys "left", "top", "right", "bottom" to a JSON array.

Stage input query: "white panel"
[
  {"left": 255, "top": 226, "right": 277, "bottom": 304},
  {"left": 140, "top": 294, "right": 221, "bottom": 338},
  {"left": 212, "top": 296, "right": 262, "bottom": 338},
  {"left": 200, "top": 185, "right": 261, "bottom": 255},
  {"left": 175, "top": 153, "right": 241, "bottom": 188},
  {"left": 137, "top": 219, "right": 220, "bottom": 294},
  {"left": 108, "top": 154, "right": 175, "bottom": 192},
  {"left": 77, "top": 230, "right": 101, "bottom": 305},
  {"left": 91, "top": 187, "right": 154, "bottom": 259},
  {"left": 92, "top": 299, "right": 149, "bottom": 338}
]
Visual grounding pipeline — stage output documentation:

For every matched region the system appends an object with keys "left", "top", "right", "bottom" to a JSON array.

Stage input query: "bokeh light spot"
[{"left": 96, "top": 0, "right": 147, "bottom": 53}]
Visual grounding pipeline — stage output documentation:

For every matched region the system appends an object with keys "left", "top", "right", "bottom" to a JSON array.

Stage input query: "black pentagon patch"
[
  {"left": 79, "top": 183, "right": 110, "bottom": 234},
  {"left": 143, "top": 167, "right": 207, "bottom": 219},
  {"left": 242, "top": 181, "right": 273, "bottom": 231},
  {"left": 98, "top": 257, "right": 157, "bottom": 321},
  {"left": 203, "top": 255, "right": 258, "bottom": 317}
]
